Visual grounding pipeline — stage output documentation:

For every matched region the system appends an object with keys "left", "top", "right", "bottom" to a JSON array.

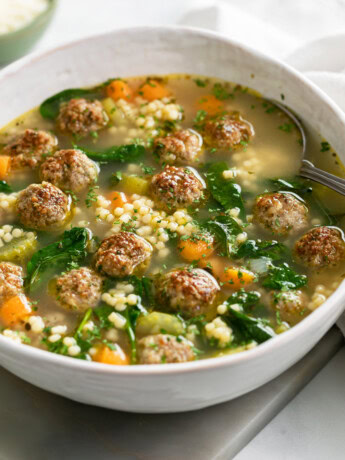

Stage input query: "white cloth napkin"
[{"left": 32, "top": 0, "right": 345, "bottom": 333}]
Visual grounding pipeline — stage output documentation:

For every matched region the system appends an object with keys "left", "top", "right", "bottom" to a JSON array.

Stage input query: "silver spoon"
[{"left": 269, "top": 99, "right": 345, "bottom": 196}]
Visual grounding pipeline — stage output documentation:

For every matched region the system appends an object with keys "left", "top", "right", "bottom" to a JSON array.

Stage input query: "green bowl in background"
[{"left": 0, "top": 0, "right": 58, "bottom": 66}]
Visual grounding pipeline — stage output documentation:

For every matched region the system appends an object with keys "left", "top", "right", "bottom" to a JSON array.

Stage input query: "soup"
[{"left": 0, "top": 74, "right": 344, "bottom": 365}]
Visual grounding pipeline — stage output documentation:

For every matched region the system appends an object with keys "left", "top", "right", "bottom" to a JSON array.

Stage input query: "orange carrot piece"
[
  {"left": 0, "top": 155, "right": 11, "bottom": 180},
  {"left": 93, "top": 345, "right": 129, "bottom": 365},
  {"left": 219, "top": 268, "right": 255, "bottom": 289},
  {"left": 0, "top": 294, "right": 32, "bottom": 327},
  {"left": 138, "top": 79, "right": 170, "bottom": 101},
  {"left": 106, "top": 80, "right": 134, "bottom": 101},
  {"left": 199, "top": 256, "right": 255, "bottom": 290},
  {"left": 196, "top": 95, "right": 224, "bottom": 115},
  {"left": 108, "top": 191, "right": 128, "bottom": 209},
  {"left": 178, "top": 237, "right": 214, "bottom": 262}
]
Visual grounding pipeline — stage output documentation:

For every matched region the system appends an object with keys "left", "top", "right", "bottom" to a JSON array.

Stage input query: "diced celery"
[
  {"left": 122, "top": 174, "right": 149, "bottom": 196},
  {"left": 136, "top": 312, "right": 185, "bottom": 337}
]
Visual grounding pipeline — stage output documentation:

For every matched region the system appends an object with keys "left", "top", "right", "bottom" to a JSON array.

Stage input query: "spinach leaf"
[
  {"left": 234, "top": 239, "right": 288, "bottom": 260},
  {"left": 74, "top": 308, "right": 101, "bottom": 358},
  {"left": 267, "top": 177, "right": 312, "bottom": 194},
  {"left": 127, "top": 275, "right": 154, "bottom": 307},
  {"left": 205, "top": 162, "right": 245, "bottom": 219},
  {"left": 123, "top": 303, "right": 147, "bottom": 364},
  {"left": 77, "top": 144, "right": 145, "bottom": 163},
  {"left": 262, "top": 262, "right": 307, "bottom": 290},
  {"left": 203, "top": 215, "right": 242, "bottom": 256},
  {"left": 94, "top": 304, "right": 114, "bottom": 329},
  {"left": 41, "top": 334, "right": 68, "bottom": 356},
  {"left": 40, "top": 88, "right": 102, "bottom": 120},
  {"left": 0, "top": 180, "right": 12, "bottom": 194},
  {"left": 226, "top": 289, "right": 261, "bottom": 309},
  {"left": 25, "top": 227, "right": 90, "bottom": 290},
  {"left": 227, "top": 307, "right": 275, "bottom": 344}
]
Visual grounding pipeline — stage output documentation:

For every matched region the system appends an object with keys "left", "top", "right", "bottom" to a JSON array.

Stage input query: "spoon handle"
[{"left": 300, "top": 160, "right": 345, "bottom": 196}]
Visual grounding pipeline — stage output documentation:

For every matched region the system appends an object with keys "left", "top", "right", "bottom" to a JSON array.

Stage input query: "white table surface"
[{"left": 13, "top": 0, "right": 345, "bottom": 458}]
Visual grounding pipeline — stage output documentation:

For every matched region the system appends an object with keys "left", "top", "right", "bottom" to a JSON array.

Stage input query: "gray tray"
[{"left": 0, "top": 327, "right": 342, "bottom": 460}]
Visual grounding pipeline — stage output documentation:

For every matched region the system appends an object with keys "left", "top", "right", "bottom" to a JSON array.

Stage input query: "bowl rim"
[
  {"left": 0, "top": 0, "right": 58, "bottom": 40},
  {"left": 1, "top": 24, "right": 345, "bottom": 376}
]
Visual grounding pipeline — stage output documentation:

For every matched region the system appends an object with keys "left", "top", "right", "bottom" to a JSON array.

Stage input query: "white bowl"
[{"left": 0, "top": 26, "right": 345, "bottom": 413}]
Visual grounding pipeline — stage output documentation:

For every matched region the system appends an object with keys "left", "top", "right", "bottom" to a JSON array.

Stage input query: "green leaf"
[
  {"left": 77, "top": 144, "right": 146, "bottom": 163},
  {"left": 124, "top": 303, "right": 147, "bottom": 364},
  {"left": 94, "top": 304, "right": 114, "bottom": 329},
  {"left": 127, "top": 275, "right": 154, "bottom": 307},
  {"left": 25, "top": 227, "right": 90, "bottom": 290},
  {"left": 0, "top": 181, "right": 12, "bottom": 194},
  {"left": 39, "top": 88, "right": 102, "bottom": 120},
  {"left": 205, "top": 162, "right": 245, "bottom": 219},
  {"left": 267, "top": 177, "right": 312, "bottom": 195},
  {"left": 226, "top": 289, "right": 261, "bottom": 309},
  {"left": 234, "top": 239, "right": 288, "bottom": 260},
  {"left": 227, "top": 307, "right": 275, "bottom": 344},
  {"left": 262, "top": 262, "right": 307, "bottom": 290},
  {"left": 203, "top": 215, "right": 242, "bottom": 256}
]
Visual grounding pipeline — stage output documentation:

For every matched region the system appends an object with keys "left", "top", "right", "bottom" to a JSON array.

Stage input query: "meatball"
[
  {"left": 95, "top": 232, "right": 152, "bottom": 278},
  {"left": 271, "top": 290, "right": 308, "bottom": 325},
  {"left": 54, "top": 267, "right": 103, "bottom": 312},
  {"left": 253, "top": 192, "right": 308, "bottom": 236},
  {"left": 151, "top": 166, "right": 204, "bottom": 211},
  {"left": 0, "top": 262, "right": 23, "bottom": 303},
  {"left": 57, "top": 98, "right": 108, "bottom": 137},
  {"left": 154, "top": 129, "right": 202, "bottom": 164},
  {"left": 3, "top": 129, "right": 57, "bottom": 169},
  {"left": 16, "top": 182, "right": 71, "bottom": 230},
  {"left": 40, "top": 149, "right": 98, "bottom": 192},
  {"left": 203, "top": 114, "right": 254, "bottom": 150},
  {"left": 294, "top": 226, "right": 345, "bottom": 269},
  {"left": 138, "top": 334, "right": 195, "bottom": 364},
  {"left": 155, "top": 267, "right": 220, "bottom": 317}
]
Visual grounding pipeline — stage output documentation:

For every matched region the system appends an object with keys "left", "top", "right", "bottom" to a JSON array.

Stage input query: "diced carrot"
[
  {"left": 0, "top": 155, "right": 11, "bottom": 180},
  {"left": 196, "top": 95, "right": 224, "bottom": 115},
  {"left": 93, "top": 344, "right": 129, "bottom": 365},
  {"left": 198, "top": 256, "right": 255, "bottom": 290},
  {"left": 219, "top": 268, "right": 255, "bottom": 290},
  {"left": 106, "top": 80, "right": 134, "bottom": 102},
  {"left": 0, "top": 294, "right": 32, "bottom": 327},
  {"left": 178, "top": 236, "right": 214, "bottom": 262},
  {"left": 138, "top": 79, "right": 170, "bottom": 101},
  {"left": 108, "top": 191, "right": 128, "bottom": 209}
]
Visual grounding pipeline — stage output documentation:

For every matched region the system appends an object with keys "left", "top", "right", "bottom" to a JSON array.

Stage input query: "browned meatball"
[
  {"left": 16, "top": 182, "right": 71, "bottom": 230},
  {"left": 3, "top": 129, "right": 57, "bottom": 169},
  {"left": 95, "top": 232, "right": 152, "bottom": 278},
  {"left": 40, "top": 149, "right": 98, "bottom": 192},
  {"left": 138, "top": 334, "right": 195, "bottom": 364},
  {"left": 154, "top": 129, "right": 202, "bottom": 164},
  {"left": 271, "top": 290, "right": 308, "bottom": 325},
  {"left": 155, "top": 267, "right": 220, "bottom": 317},
  {"left": 54, "top": 267, "right": 103, "bottom": 312},
  {"left": 294, "top": 226, "right": 345, "bottom": 269},
  {"left": 253, "top": 192, "right": 308, "bottom": 236},
  {"left": 0, "top": 262, "right": 23, "bottom": 303},
  {"left": 57, "top": 98, "right": 108, "bottom": 137},
  {"left": 151, "top": 166, "right": 205, "bottom": 211},
  {"left": 203, "top": 114, "right": 254, "bottom": 150}
]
